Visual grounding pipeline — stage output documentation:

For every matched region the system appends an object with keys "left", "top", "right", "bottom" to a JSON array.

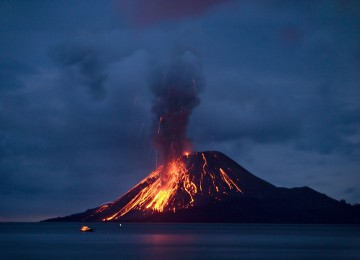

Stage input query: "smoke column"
[{"left": 150, "top": 51, "right": 204, "bottom": 164}]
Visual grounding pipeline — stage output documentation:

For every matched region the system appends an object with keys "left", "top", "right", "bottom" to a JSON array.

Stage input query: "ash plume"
[{"left": 150, "top": 51, "right": 204, "bottom": 163}]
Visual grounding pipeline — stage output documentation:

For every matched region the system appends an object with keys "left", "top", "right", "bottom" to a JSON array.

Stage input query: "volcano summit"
[{"left": 46, "top": 151, "right": 360, "bottom": 223}]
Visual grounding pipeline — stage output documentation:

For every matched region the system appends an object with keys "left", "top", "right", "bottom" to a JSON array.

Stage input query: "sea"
[{"left": 0, "top": 223, "right": 359, "bottom": 259}]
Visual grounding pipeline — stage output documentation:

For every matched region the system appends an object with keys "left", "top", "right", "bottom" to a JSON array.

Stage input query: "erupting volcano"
[
  {"left": 47, "top": 151, "right": 360, "bottom": 223},
  {"left": 45, "top": 53, "right": 360, "bottom": 223},
  {"left": 75, "top": 151, "right": 273, "bottom": 222}
]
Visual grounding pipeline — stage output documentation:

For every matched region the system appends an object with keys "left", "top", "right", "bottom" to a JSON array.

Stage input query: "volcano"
[{"left": 46, "top": 151, "right": 360, "bottom": 223}]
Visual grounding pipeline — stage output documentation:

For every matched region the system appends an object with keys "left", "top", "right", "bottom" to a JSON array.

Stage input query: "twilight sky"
[{"left": 1, "top": 0, "right": 359, "bottom": 221}]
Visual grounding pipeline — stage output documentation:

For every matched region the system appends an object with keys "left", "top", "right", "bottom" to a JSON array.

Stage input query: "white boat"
[{"left": 80, "top": 225, "right": 94, "bottom": 232}]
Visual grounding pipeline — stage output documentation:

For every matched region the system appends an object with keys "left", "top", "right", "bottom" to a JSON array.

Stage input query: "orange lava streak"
[
  {"left": 145, "top": 162, "right": 179, "bottom": 211},
  {"left": 103, "top": 168, "right": 163, "bottom": 221},
  {"left": 201, "top": 153, "right": 208, "bottom": 172},
  {"left": 219, "top": 168, "right": 242, "bottom": 192},
  {"left": 95, "top": 204, "right": 110, "bottom": 213},
  {"left": 181, "top": 172, "right": 197, "bottom": 204},
  {"left": 200, "top": 153, "right": 208, "bottom": 191},
  {"left": 105, "top": 159, "right": 199, "bottom": 221}
]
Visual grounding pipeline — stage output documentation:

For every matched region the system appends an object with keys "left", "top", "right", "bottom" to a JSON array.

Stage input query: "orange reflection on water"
[{"left": 142, "top": 233, "right": 196, "bottom": 245}]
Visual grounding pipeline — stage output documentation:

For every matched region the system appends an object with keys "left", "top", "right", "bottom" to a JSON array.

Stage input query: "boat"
[{"left": 80, "top": 225, "right": 94, "bottom": 232}]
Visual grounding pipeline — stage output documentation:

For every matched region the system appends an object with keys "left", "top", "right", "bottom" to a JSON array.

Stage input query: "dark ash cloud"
[{"left": 150, "top": 51, "right": 204, "bottom": 163}]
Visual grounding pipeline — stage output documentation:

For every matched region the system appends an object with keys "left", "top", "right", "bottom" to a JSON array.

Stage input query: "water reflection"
[
  {"left": 141, "top": 233, "right": 202, "bottom": 259},
  {"left": 0, "top": 223, "right": 359, "bottom": 260},
  {"left": 143, "top": 233, "right": 197, "bottom": 245}
]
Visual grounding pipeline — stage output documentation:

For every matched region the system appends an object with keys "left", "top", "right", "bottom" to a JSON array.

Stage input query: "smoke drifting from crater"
[{"left": 150, "top": 52, "right": 204, "bottom": 163}]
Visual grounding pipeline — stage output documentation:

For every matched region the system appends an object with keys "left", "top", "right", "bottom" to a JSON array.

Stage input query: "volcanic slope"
[{"left": 47, "top": 151, "right": 360, "bottom": 223}]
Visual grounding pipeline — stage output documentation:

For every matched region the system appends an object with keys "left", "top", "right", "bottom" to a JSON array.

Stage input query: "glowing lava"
[{"left": 100, "top": 152, "right": 243, "bottom": 221}]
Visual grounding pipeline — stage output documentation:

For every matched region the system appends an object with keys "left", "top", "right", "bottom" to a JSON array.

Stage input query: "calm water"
[{"left": 0, "top": 223, "right": 359, "bottom": 259}]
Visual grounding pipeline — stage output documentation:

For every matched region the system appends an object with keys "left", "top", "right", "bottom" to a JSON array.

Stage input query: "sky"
[{"left": 1, "top": 0, "right": 359, "bottom": 221}]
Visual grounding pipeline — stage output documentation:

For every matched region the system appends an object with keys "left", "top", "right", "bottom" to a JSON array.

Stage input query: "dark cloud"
[
  {"left": 0, "top": 46, "right": 155, "bottom": 220},
  {"left": 193, "top": 77, "right": 360, "bottom": 157},
  {"left": 117, "top": 0, "right": 232, "bottom": 27},
  {"left": 294, "top": 83, "right": 360, "bottom": 155},
  {"left": 0, "top": 59, "right": 35, "bottom": 91},
  {"left": 49, "top": 45, "right": 108, "bottom": 100},
  {"left": 190, "top": 70, "right": 304, "bottom": 148}
]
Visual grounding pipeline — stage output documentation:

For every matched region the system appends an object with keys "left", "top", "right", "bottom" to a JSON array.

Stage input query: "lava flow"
[{"left": 84, "top": 151, "right": 247, "bottom": 222}]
